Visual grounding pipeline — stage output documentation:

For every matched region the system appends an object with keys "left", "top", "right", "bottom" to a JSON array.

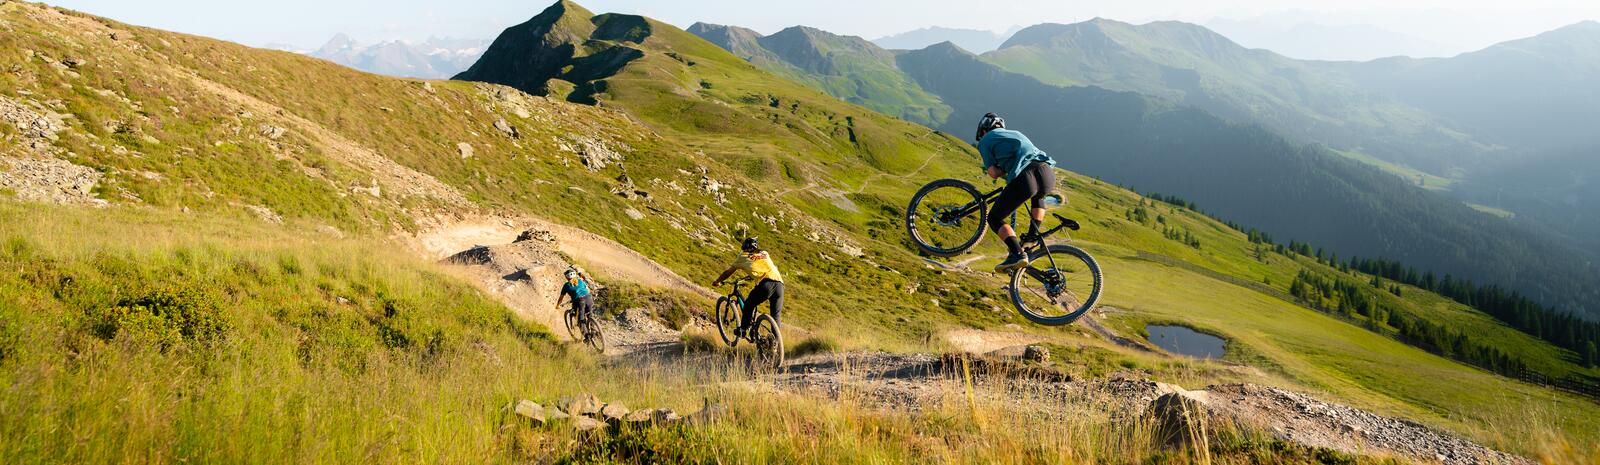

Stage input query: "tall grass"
[{"left": 0, "top": 204, "right": 1428, "bottom": 464}]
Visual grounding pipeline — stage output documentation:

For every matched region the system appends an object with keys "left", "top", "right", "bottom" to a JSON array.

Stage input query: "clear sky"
[{"left": 41, "top": 0, "right": 1600, "bottom": 54}]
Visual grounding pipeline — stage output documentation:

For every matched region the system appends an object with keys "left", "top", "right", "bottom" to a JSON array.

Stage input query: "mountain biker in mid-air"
[
  {"left": 711, "top": 237, "right": 784, "bottom": 339},
  {"left": 975, "top": 112, "right": 1058, "bottom": 273},
  {"left": 555, "top": 268, "right": 594, "bottom": 322}
]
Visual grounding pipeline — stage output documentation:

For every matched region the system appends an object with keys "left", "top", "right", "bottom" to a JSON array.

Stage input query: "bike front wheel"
[
  {"left": 750, "top": 313, "right": 784, "bottom": 369},
  {"left": 906, "top": 179, "right": 987, "bottom": 257},
  {"left": 1009, "top": 244, "right": 1103, "bottom": 326},
  {"left": 584, "top": 319, "right": 606, "bottom": 353},
  {"left": 715, "top": 296, "right": 741, "bottom": 347},
  {"left": 564, "top": 309, "right": 581, "bottom": 341}
]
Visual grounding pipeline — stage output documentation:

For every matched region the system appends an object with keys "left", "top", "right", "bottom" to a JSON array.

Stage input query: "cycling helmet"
[
  {"left": 564, "top": 269, "right": 579, "bottom": 279},
  {"left": 975, "top": 112, "right": 1005, "bottom": 142},
  {"left": 741, "top": 237, "right": 760, "bottom": 252}
]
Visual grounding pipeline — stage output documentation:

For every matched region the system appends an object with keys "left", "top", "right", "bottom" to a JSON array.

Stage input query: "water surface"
[{"left": 1146, "top": 324, "right": 1226, "bottom": 359}]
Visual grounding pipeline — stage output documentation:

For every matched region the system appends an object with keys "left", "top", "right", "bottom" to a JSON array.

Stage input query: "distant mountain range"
[
  {"left": 872, "top": 26, "right": 1018, "bottom": 53},
  {"left": 1204, "top": 18, "right": 1454, "bottom": 61},
  {"left": 275, "top": 34, "right": 490, "bottom": 79},
  {"left": 686, "top": 16, "right": 1600, "bottom": 317},
  {"left": 687, "top": 23, "right": 952, "bottom": 126}
]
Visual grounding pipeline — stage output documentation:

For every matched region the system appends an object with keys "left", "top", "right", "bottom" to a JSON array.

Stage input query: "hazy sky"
[{"left": 42, "top": 0, "right": 1600, "bottom": 54}]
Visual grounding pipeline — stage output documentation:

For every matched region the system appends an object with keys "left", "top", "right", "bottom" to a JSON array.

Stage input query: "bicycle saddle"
[{"left": 1054, "top": 214, "right": 1080, "bottom": 231}]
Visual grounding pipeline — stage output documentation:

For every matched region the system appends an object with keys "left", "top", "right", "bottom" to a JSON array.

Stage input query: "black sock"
[{"left": 1004, "top": 236, "right": 1022, "bottom": 255}]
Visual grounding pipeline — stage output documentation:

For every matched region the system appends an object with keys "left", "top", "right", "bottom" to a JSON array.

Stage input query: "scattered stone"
[
  {"left": 557, "top": 393, "right": 603, "bottom": 417},
  {"left": 566, "top": 135, "right": 625, "bottom": 171},
  {"left": 493, "top": 118, "right": 519, "bottom": 138},
  {"left": 572, "top": 415, "right": 606, "bottom": 433},
  {"left": 903, "top": 282, "right": 920, "bottom": 294},
  {"left": 599, "top": 403, "right": 630, "bottom": 422},
  {"left": 258, "top": 124, "right": 286, "bottom": 140},
  {"left": 0, "top": 156, "right": 104, "bottom": 206},
  {"left": 457, "top": 142, "right": 474, "bottom": 159},
  {"left": 1023, "top": 345, "right": 1051, "bottom": 363},
  {"left": 514, "top": 228, "right": 556, "bottom": 243},
  {"left": 624, "top": 208, "right": 645, "bottom": 220},
  {"left": 61, "top": 57, "right": 86, "bottom": 68},
  {"left": 513, "top": 400, "right": 547, "bottom": 425},
  {"left": 244, "top": 204, "right": 283, "bottom": 224}
]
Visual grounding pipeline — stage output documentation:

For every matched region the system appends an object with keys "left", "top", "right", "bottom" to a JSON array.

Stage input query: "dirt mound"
[{"left": 440, "top": 238, "right": 573, "bottom": 337}]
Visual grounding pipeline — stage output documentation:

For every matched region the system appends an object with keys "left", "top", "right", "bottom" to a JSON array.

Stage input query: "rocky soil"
[{"left": 761, "top": 350, "right": 1528, "bottom": 465}]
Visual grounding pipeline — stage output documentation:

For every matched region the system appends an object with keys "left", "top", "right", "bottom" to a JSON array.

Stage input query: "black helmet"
[
  {"left": 741, "top": 237, "right": 760, "bottom": 252},
  {"left": 975, "top": 112, "right": 1005, "bottom": 142}
]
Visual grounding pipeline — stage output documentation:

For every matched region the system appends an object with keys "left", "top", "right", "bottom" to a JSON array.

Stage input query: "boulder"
[
  {"left": 557, "top": 393, "right": 604, "bottom": 417},
  {"left": 1149, "top": 389, "right": 1213, "bottom": 447},
  {"left": 258, "top": 124, "right": 287, "bottom": 140},
  {"left": 512, "top": 400, "right": 547, "bottom": 425},
  {"left": 599, "top": 403, "right": 631, "bottom": 423},
  {"left": 1023, "top": 345, "right": 1051, "bottom": 363},
  {"left": 457, "top": 142, "right": 474, "bottom": 159},
  {"left": 514, "top": 229, "right": 556, "bottom": 243},
  {"left": 493, "top": 118, "right": 519, "bottom": 138},
  {"left": 572, "top": 415, "right": 607, "bottom": 433},
  {"left": 652, "top": 408, "right": 682, "bottom": 424}
]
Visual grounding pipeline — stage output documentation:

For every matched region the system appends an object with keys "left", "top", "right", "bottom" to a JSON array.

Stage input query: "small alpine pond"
[{"left": 1146, "top": 324, "right": 1226, "bottom": 359}]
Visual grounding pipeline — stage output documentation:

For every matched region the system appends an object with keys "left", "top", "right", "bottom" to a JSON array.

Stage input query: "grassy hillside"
[
  {"left": 686, "top": 24, "right": 953, "bottom": 126},
  {"left": 2, "top": 0, "right": 1599, "bottom": 462}
]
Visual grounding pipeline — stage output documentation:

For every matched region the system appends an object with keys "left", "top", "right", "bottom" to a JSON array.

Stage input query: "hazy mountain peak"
[
  {"left": 872, "top": 26, "right": 1015, "bottom": 53},
  {"left": 920, "top": 40, "right": 975, "bottom": 56},
  {"left": 317, "top": 33, "right": 359, "bottom": 55}
]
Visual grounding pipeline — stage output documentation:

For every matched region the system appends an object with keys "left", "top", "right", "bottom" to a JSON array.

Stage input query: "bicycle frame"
[{"left": 935, "top": 187, "right": 1005, "bottom": 224}]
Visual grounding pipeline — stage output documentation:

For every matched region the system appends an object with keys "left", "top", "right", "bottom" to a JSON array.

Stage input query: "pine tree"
[{"left": 1585, "top": 341, "right": 1598, "bottom": 368}]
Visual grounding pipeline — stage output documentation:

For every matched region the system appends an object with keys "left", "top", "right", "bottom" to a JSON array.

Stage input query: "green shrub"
[
  {"left": 88, "top": 287, "right": 230, "bottom": 349},
  {"left": 787, "top": 335, "right": 839, "bottom": 358}
]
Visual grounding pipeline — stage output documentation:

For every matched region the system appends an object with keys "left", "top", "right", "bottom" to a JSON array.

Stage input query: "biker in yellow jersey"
[{"left": 712, "top": 237, "right": 784, "bottom": 338}]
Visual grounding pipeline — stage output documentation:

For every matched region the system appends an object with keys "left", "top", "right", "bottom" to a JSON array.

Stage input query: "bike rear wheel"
[
  {"left": 906, "top": 179, "right": 987, "bottom": 257},
  {"left": 715, "top": 296, "right": 740, "bottom": 348},
  {"left": 1009, "top": 244, "right": 1103, "bottom": 326},
  {"left": 750, "top": 313, "right": 784, "bottom": 369}
]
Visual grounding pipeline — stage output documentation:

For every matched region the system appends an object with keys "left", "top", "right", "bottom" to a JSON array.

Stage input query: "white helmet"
[{"left": 976, "top": 112, "right": 1005, "bottom": 142}]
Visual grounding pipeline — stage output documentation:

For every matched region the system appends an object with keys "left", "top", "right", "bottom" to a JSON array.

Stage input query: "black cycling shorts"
[
  {"left": 987, "top": 162, "right": 1056, "bottom": 231},
  {"left": 741, "top": 279, "right": 784, "bottom": 326}
]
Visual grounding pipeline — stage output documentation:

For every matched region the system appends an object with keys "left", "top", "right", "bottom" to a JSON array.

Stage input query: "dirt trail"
[
  {"left": 941, "top": 327, "right": 1043, "bottom": 355},
  {"left": 415, "top": 215, "right": 714, "bottom": 299}
]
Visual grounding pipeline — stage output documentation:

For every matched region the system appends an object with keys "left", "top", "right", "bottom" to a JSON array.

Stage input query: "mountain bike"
[
  {"left": 905, "top": 178, "right": 1103, "bottom": 326},
  {"left": 563, "top": 301, "right": 606, "bottom": 353},
  {"left": 713, "top": 278, "right": 784, "bottom": 368}
]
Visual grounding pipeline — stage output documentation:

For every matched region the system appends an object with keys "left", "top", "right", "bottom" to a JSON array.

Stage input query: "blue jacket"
[
  {"left": 978, "top": 129, "right": 1055, "bottom": 182},
  {"left": 561, "top": 280, "right": 590, "bottom": 299}
]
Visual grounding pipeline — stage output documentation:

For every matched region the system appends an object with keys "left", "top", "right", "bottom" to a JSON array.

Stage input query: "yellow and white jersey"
[{"left": 732, "top": 251, "right": 783, "bottom": 283}]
